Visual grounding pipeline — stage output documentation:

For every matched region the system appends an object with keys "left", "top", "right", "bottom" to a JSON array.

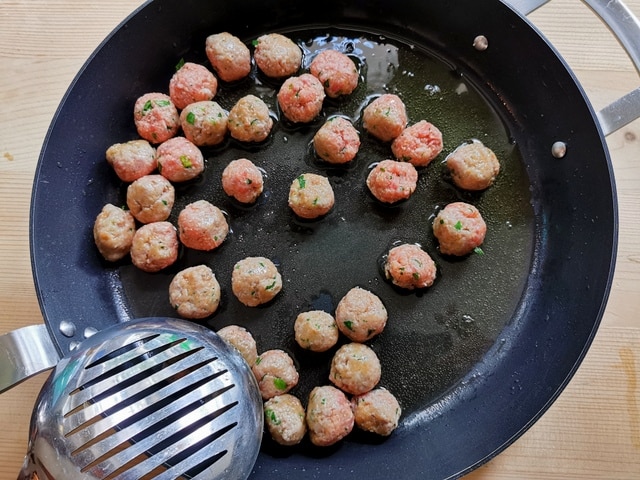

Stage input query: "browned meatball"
[
  {"left": 126, "top": 174, "right": 175, "bottom": 224},
  {"left": 288, "top": 173, "right": 335, "bottom": 219},
  {"left": 217, "top": 325, "right": 258, "bottom": 367},
  {"left": 432, "top": 202, "right": 487, "bottom": 256},
  {"left": 93, "top": 204, "right": 136, "bottom": 262},
  {"left": 105, "top": 139, "right": 156, "bottom": 182},
  {"left": 133, "top": 92, "right": 180, "bottom": 144},
  {"left": 130, "top": 221, "right": 179, "bottom": 273},
  {"left": 309, "top": 49, "right": 359, "bottom": 98},
  {"left": 329, "top": 342, "right": 381, "bottom": 396},
  {"left": 254, "top": 33, "right": 302, "bottom": 78},
  {"left": 384, "top": 243, "right": 437, "bottom": 290},
  {"left": 169, "top": 62, "right": 218, "bottom": 110},
  {"left": 352, "top": 388, "right": 402, "bottom": 436},
  {"left": 313, "top": 116, "right": 360, "bottom": 164},
  {"left": 362, "top": 94, "right": 408, "bottom": 142},
  {"left": 263, "top": 394, "right": 307, "bottom": 446},
  {"left": 180, "top": 100, "right": 228, "bottom": 147},
  {"left": 231, "top": 256, "right": 282, "bottom": 307},
  {"left": 277, "top": 74, "right": 325, "bottom": 123},
  {"left": 294, "top": 310, "right": 339, "bottom": 352},
  {"left": 306, "top": 385, "right": 354, "bottom": 447},
  {"left": 169, "top": 265, "right": 221, "bottom": 319},
  {"left": 446, "top": 141, "right": 500, "bottom": 191},
  {"left": 335, "top": 287, "right": 387, "bottom": 342},
  {"left": 205, "top": 32, "right": 251, "bottom": 82},
  {"left": 252, "top": 349, "right": 299, "bottom": 400},
  {"left": 177, "top": 200, "right": 229, "bottom": 251},
  {"left": 228, "top": 95, "right": 274, "bottom": 143}
]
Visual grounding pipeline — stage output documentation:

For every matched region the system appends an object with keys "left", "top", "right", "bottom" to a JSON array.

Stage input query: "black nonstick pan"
[{"left": 25, "top": 0, "right": 633, "bottom": 478}]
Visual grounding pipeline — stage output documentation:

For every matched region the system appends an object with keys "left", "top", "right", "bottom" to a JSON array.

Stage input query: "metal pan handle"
[
  {"left": 0, "top": 325, "right": 59, "bottom": 394},
  {"left": 505, "top": 0, "right": 640, "bottom": 136}
]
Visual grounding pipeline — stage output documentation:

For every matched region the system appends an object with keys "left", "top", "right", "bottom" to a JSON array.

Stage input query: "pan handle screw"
[
  {"left": 59, "top": 320, "right": 76, "bottom": 338},
  {"left": 551, "top": 141, "right": 567, "bottom": 158},
  {"left": 473, "top": 35, "right": 489, "bottom": 51}
]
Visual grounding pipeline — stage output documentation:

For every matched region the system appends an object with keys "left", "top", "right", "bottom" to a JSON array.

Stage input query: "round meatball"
[
  {"left": 313, "top": 116, "right": 360, "bottom": 164},
  {"left": 309, "top": 49, "right": 359, "bottom": 98},
  {"left": 252, "top": 349, "right": 299, "bottom": 400},
  {"left": 130, "top": 221, "right": 179, "bottom": 273},
  {"left": 446, "top": 141, "right": 500, "bottom": 191},
  {"left": 306, "top": 385, "right": 354, "bottom": 447},
  {"left": 329, "top": 343, "right": 381, "bottom": 396},
  {"left": 263, "top": 394, "right": 307, "bottom": 446},
  {"left": 126, "top": 174, "right": 175, "bottom": 224},
  {"left": 205, "top": 32, "right": 251, "bottom": 82},
  {"left": 335, "top": 287, "right": 387, "bottom": 342},
  {"left": 169, "top": 62, "right": 218, "bottom": 110},
  {"left": 254, "top": 33, "right": 302, "bottom": 78},
  {"left": 93, "top": 204, "right": 136, "bottom": 262},
  {"left": 169, "top": 265, "right": 221, "bottom": 319},
  {"left": 288, "top": 173, "right": 335, "bottom": 219},
  {"left": 228, "top": 94, "right": 274, "bottom": 143},
  {"left": 217, "top": 325, "right": 258, "bottom": 367},
  {"left": 222, "top": 158, "right": 264, "bottom": 204},
  {"left": 133, "top": 92, "right": 180, "bottom": 144},
  {"left": 432, "top": 202, "right": 487, "bottom": 256},
  {"left": 106, "top": 139, "right": 156, "bottom": 182},
  {"left": 156, "top": 136, "right": 205, "bottom": 182},
  {"left": 391, "top": 120, "right": 443, "bottom": 167},
  {"left": 178, "top": 200, "right": 229, "bottom": 251},
  {"left": 231, "top": 256, "right": 282, "bottom": 307},
  {"left": 180, "top": 101, "right": 228, "bottom": 147},
  {"left": 362, "top": 94, "right": 408, "bottom": 142},
  {"left": 277, "top": 73, "right": 325, "bottom": 123},
  {"left": 384, "top": 243, "right": 437, "bottom": 290},
  {"left": 366, "top": 159, "right": 418, "bottom": 204},
  {"left": 294, "top": 310, "right": 339, "bottom": 352},
  {"left": 352, "top": 388, "right": 402, "bottom": 436}
]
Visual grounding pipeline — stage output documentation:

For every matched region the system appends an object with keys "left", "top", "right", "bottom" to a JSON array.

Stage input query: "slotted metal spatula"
[{"left": 9, "top": 317, "right": 263, "bottom": 480}]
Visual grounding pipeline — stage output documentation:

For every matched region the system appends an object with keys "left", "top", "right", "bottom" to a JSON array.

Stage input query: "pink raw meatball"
[
  {"left": 221, "top": 158, "right": 264, "bottom": 204},
  {"left": 105, "top": 139, "right": 156, "bottom": 183},
  {"left": 254, "top": 33, "right": 302, "bottom": 78},
  {"left": 309, "top": 49, "right": 359, "bottom": 98},
  {"left": 178, "top": 200, "right": 229, "bottom": 251},
  {"left": 130, "top": 221, "right": 179, "bottom": 273},
  {"left": 432, "top": 202, "right": 487, "bottom": 256},
  {"left": 205, "top": 32, "right": 251, "bottom": 82},
  {"left": 169, "top": 62, "right": 218, "bottom": 110},
  {"left": 384, "top": 243, "right": 437, "bottom": 290},
  {"left": 277, "top": 73, "right": 325, "bottom": 123},
  {"left": 156, "top": 136, "right": 205, "bottom": 182},
  {"left": 252, "top": 349, "right": 299, "bottom": 400},
  {"left": 306, "top": 385, "right": 354, "bottom": 447},
  {"left": 362, "top": 94, "right": 408, "bottom": 142},
  {"left": 133, "top": 92, "right": 180, "bottom": 144},
  {"left": 313, "top": 116, "right": 360, "bottom": 164},
  {"left": 366, "top": 159, "right": 418, "bottom": 204},
  {"left": 391, "top": 120, "right": 443, "bottom": 167}
]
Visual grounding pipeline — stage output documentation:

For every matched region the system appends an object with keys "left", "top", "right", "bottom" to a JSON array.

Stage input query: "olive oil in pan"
[{"left": 119, "top": 29, "right": 534, "bottom": 422}]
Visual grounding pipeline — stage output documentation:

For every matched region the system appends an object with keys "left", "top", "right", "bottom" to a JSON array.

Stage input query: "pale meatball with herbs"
[
  {"left": 126, "top": 174, "right": 175, "bottom": 224},
  {"left": 306, "top": 385, "right": 354, "bottom": 447},
  {"left": 133, "top": 92, "right": 180, "bottom": 144},
  {"left": 432, "top": 201, "right": 487, "bottom": 256},
  {"left": 156, "top": 136, "right": 205, "bottom": 183},
  {"left": 294, "top": 310, "right": 339, "bottom": 352},
  {"left": 180, "top": 100, "right": 228, "bottom": 147},
  {"left": 309, "top": 49, "right": 359, "bottom": 98},
  {"left": 384, "top": 243, "right": 437, "bottom": 290},
  {"left": 252, "top": 349, "right": 299, "bottom": 400},
  {"left": 106, "top": 139, "right": 156, "bottom": 183},
  {"left": 205, "top": 32, "right": 251, "bottom": 82},
  {"left": 277, "top": 73, "right": 325, "bottom": 123},
  {"left": 93, "top": 204, "right": 136, "bottom": 262},
  {"left": 446, "top": 141, "right": 500, "bottom": 191},
  {"left": 228, "top": 94, "right": 274, "bottom": 143},
  {"left": 178, "top": 200, "right": 229, "bottom": 251},
  {"left": 362, "top": 93, "right": 408, "bottom": 142},
  {"left": 352, "top": 388, "right": 402, "bottom": 436},
  {"left": 169, "top": 62, "right": 218, "bottom": 110},
  {"left": 169, "top": 265, "right": 221, "bottom": 319},
  {"left": 330, "top": 342, "right": 382, "bottom": 396},
  {"left": 217, "top": 325, "right": 258, "bottom": 367},
  {"left": 335, "top": 287, "right": 387, "bottom": 342},
  {"left": 391, "top": 120, "right": 443, "bottom": 167},
  {"left": 231, "top": 256, "right": 282, "bottom": 307},
  {"left": 366, "top": 159, "right": 418, "bottom": 204},
  {"left": 288, "top": 173, "right": 335, "bottom": 219},
  {"left": 130, "top": 221, "right": 178, "bottom": 273},
  {"left": 263, "top": 394, "right": 307, "bottom": 446},
  {"left": 313, "top": 116, "right": 360, "bottom": 164},
  {"left": 221, "top": 158, "right": 264, "bottom": 204},
  {"left": 254, "top": 33, "right": 302, "bottom": 78}
]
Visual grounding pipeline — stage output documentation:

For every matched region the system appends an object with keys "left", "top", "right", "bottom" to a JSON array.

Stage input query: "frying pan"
[{"left": 2, "top": 0, "right": 638, "bottom": 478}]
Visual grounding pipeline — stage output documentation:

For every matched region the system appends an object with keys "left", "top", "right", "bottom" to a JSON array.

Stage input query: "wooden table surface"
[{"left": 1, "top": 1, "right": 639, "bottom": 478}]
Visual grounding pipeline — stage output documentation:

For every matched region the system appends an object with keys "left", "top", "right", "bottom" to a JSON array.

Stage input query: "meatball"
[
  {"left": 277, "top": 73, "right": 325, "bottom": 123},
  {"left": 228, "top": 94, "right": 274, "bottom": 143},
  {"left": 446, "top": 141, "right": 500, "bottom": 191},
  {"left": 362, "top": 94, "right": 408, "bottom": 142},
  {"left": 169, "top": 265, "right": 221, "bottom": 319},
  {"left": 180, "top": 100, "right": 228, "bottom": 147},
  {"left": 205, "top": 32, "right": 251, "bottom": 82},
  {"left": 391, "top": 120, "right": 444, "bottom": 167},
  {"left": 288, "top": 173, "right": 335, "bottom": 219},
  {"left": 335, "top": 287, "right": 387, "bottom": 342},
  {"left": 231, "top": 256, "right": 283, "bottom": 307},
  {"left": 217, "top": 325, "right": 258, "bottom": 367},
  {"left": 105, "top": 139, "right": 156, "bottom": 183},
  {"left": 309, "top": 49, "right": 359, "bottom": 98},
  {"left": 178, "top": 200, "right": 229, "bottom": 251},
  {"left": 329, "top": 342, "right": 381, "bottom": 396},
  {"left": 366, "top": 159, "right": 418, "bottom": 204},
  {"left": 93, "top": 204, "right": 136, "bottom": 262},
  {"left": 221, "top": 158, "right": 264, "bottom": 204},
  {"left": 133, "top": 92, "right": 180, "bottom": 144},
  {"left": 254, "top": 33, "right": 302, "bottom": 78},
  {"left": 169, "top": 62, "right": 218, "bottom": 110},
  {"left": 313, "top": 116, "right": 360, "bottom": 164},
  {"left": 294, "top": 310, "right": 339, "bottom": 352},
  {"left": 384, "top": 243, "right": 437, "bottom": 290},
  {"left": 352, "top": 388, "right": 402, "bottom": 436},
  {"left": 432, "top": 201, "right": 487, "bottom": 256},
  {"left": 306, "top": 385, "right": 354, "bottom": 447},
  {"left": 126, "top": 174, "right": 175, "bottom": 224},
  {"left": 252, "top": 349, "right": 299, "bottom": 400},
  {"left": 130, "top": 221, "right": 178, "bottom": 273},
  {"left": 156, "top": 136, "right": 205, "bottom": 183},
  {"left": 263, "top": 394, "right": 307, "bottom": 446}
]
